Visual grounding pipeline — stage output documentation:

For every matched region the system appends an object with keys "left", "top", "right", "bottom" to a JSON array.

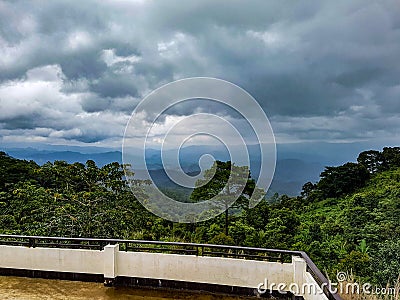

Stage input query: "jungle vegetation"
[{"left": 0, "top": 147, "right": 399, "bottom": 286}]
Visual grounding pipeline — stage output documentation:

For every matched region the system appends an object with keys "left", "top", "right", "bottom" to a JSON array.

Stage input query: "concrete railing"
[{"left": 0, "top": 235, "right": 341, "bottom": 300}]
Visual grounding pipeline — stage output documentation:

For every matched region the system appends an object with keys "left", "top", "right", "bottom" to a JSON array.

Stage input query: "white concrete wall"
[
  {"left": 117, "top": 251, "right": 293, "bottom": 289},
  {"left": 0, "top": 245, "right": 103, "bottom": 275},
  {"left": 0, "top": 244, "right": 328, "bottom": 299}
]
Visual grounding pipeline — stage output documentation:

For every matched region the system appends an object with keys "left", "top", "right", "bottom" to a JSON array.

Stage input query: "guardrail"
[{"left": 0, "top": 234, "right": 342, "bottom": 300}]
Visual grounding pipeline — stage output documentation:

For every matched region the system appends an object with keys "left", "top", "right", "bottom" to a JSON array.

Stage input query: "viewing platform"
[{"left": 0, "top": 235, "right": 341, "bottom": 300}]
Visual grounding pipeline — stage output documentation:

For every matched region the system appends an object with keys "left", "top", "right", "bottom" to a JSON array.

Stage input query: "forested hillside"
[{"left": 0, "top": 148, "right": 399, "bottom": 286}]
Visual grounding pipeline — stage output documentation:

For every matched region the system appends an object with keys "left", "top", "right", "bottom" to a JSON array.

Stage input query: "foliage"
[
  {"left": 1, "top": 147, "right": 400, "bottom": 286},
  {"left": 370, "top": 239, "right": 400, "bottom": 285},
  {"left": 358, "top": 147, "right": 400, "bottom": 173},
  {"left": 209, "top": 233, "right": 235, "bottom": 246},
  {"left": 337, "top": 250, "right": 371, "bottom": 279},
  {"left": 190, "top": 160, "right": 260, "bottom": 235},
  {"left": 315, "top": 162, "right": 370, "bottom": 199}
]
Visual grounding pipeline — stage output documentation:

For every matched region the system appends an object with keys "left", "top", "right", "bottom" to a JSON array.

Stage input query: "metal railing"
[{"left": 0, "top": 234, "right": 341, "bottom": 300}]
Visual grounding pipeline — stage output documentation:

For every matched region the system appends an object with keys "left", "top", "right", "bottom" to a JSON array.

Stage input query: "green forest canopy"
[{"left": 0, "top": 147, "right": 400, "bottom": 285}]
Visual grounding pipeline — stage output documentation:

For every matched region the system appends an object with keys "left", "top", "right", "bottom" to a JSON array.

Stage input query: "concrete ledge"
[
  {"left": 115, "top": 276, "right": 302, "bottom": 299},
  {"left": 0, "top": 267, "right": 103, "bottom": 282}
]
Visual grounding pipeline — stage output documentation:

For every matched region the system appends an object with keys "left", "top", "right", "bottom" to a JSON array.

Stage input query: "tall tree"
[
  {"left": 381, "top": 147, "right": 400, "bottom": 170},
  {"left": 190, "top": 161, "right": 262, "bottom": 235},
  {"left": 317, "top": 162, "right": 370, "bottom": 198},
  {"left": 357, "top": 150, "right": 384, "bottom": 173}
]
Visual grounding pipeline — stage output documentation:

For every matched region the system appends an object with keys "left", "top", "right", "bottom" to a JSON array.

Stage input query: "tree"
[
  {"left": 262, "top": 207, "right": 300, "bottom": 249},
  {"left": 190, "top": 161, "right": 262, "bottom": 235},
  {"left": 357, "top": 150, "right": 384, "bottom": 173},
  {"left": 241, "top": 198, "right": 270, "bottom": 230},
  {"left": 301, "top": 181, "right": 316, "bottom": 198},
  {"left": 0, "top": 152, "right": 38, "bottom": 192},
  {"left": 316, "top": 163, "right": 370, "bottom": 198},
  {"left": 370, "top": 239, "right": 400, "bottom": 285},
  {"left": 381, "top": 147, "right": 400, "bottom": 170},
  {"left": 357, "top": 147, "right": 400, "bottom": 173},
  {"left": 337, "top": 250, "right": 371, "bottom": 279}
]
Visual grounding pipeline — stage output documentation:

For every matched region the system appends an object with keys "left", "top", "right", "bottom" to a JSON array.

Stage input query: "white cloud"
[
  {"left": 247, "top": 29, "right": 289, "bottom": 50},
  {"left": 26, "top": 64, "right": 64, "bottom": 82},
  {"left": 101, "top": 49, "right": 141, "bottom": 67},
  {"left": 0, "top": 64, "right": 131, "bottom": 144},
  {"left": 66, "top": 31, "right": 93, "bottom": 51}
]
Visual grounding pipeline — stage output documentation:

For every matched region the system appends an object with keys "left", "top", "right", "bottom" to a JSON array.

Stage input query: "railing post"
[
  {"left": 28, "top": 238, "right": 36, "bottom": 248},
  {"left": 103, "top": 243, "right": 119, "bottom": 286},
  {"left": 292, "top": 256, "right": 307, "bottom": 297}
]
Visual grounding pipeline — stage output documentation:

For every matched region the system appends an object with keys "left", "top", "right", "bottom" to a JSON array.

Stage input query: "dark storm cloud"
[
  {"left": 59, "top": 52, "right": 108, "bottom": 80},
  {"left": 80, "top": 95, "right": 111, "bottom": 113},
  {"left": 90, "top": 73, "right": 139, "bottom": 98},
  {"left": 0, "top": 115, "right": 40, "bottom": 130},
  {"left": 143, "top": 0, "right": 322, "bottom": 34},
  {"left": 0, "top": 0, "right": 399, "bottom": 144}
]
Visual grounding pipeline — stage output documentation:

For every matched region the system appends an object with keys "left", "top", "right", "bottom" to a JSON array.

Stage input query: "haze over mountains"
[{"left": 3, "top": 141, "right": 391, "bottom": 196}]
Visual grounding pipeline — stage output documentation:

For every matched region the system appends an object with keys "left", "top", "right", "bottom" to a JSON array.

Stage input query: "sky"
[{"left": 1, "top": 0, "right": 400, "bottom": 150}]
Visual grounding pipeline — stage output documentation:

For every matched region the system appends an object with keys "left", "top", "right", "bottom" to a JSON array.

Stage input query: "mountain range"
[{"left": 2, "top": 141, "right": 387, "bottom": 196}]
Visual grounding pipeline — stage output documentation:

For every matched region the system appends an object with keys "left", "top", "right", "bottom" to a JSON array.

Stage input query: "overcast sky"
[{"left": 1, "top": 0, "right": 399, "bottom": 149}]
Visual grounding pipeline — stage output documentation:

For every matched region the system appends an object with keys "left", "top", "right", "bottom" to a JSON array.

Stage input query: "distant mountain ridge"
[
  {"left": 2, "top": 146, "right": 326, "bottom": 196},
  {"left": 6, "top": 148, "right": 122, "bottom": 167},
  {"left": 7, "top": 140, "right": 390, "bottom": 195}
]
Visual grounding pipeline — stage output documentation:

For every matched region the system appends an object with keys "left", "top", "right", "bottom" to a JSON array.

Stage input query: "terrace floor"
[{"left": 0, "top": 276, "right": 255, "bottom": 300}]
